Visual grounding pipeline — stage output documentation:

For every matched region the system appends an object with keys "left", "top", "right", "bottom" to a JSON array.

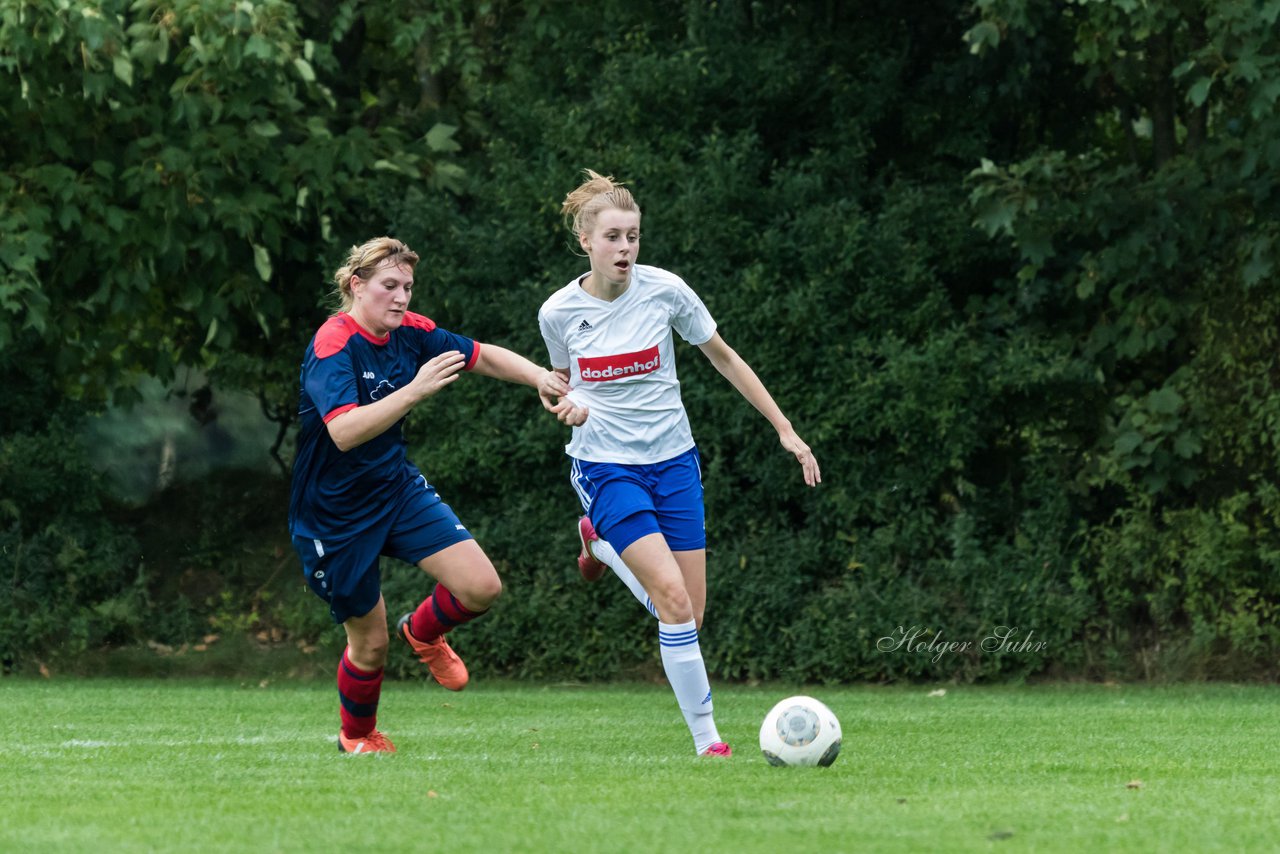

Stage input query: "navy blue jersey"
[{"left": 288, "top": 311, "right": 479, "bottom": 541}]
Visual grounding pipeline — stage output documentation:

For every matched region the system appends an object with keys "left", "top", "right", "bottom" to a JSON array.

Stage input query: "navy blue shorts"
[
  {"left": 570, "top": 447, "right": 705, "bottom": 554},
  {"left": 292, "top": 481, "right": 473, "bottom": 624}
]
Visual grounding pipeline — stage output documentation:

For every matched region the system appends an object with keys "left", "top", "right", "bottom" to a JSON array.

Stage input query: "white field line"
[{"left": 5, "top": 733, "right": 334, "bottom": 758}]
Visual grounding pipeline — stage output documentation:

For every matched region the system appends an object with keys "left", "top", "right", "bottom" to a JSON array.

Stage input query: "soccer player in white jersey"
[{"left": 536, "top": 170, "right": 821, "bottom": 757}]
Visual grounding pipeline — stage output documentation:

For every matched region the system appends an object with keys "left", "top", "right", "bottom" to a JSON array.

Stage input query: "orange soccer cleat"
[
  {"left": 338, "top": 729, "right": 396, "bottom": 754},
  {"left": 397, "top": 613, "right": 469, "bottom": 691}
]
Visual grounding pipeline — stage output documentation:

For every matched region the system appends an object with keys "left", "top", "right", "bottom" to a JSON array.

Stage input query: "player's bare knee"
[
  {"left": 651, "top": 583, "right": 692, "bottom": 622},
  {"left": 478, "top": 573, "right": 503, "bottom": 607},
  {"left": 458, "top": 573, "right": 502, "bottom": 611}
]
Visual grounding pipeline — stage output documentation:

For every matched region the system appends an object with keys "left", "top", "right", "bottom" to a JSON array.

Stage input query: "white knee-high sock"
[
  {"left": 659, "top": 619, "right": 721, "bottom": 754},
  {"left": 591, "top": 537, "right": 658, "bottom": 617}
]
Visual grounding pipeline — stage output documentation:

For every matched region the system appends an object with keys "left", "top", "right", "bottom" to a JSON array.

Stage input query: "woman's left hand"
[
  {"left": 538, "top": 370, "right": 589, "bottom": 426},
  {"left": 780, "top": 429, "right": 821, "bottom": 487}
]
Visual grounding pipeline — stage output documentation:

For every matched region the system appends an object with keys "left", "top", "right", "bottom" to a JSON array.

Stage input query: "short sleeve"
[
  {"left": 539, "top": 305, "right": 570, "bottom": 369},
  {"left": 669, "top": 278, "right": 717, "bottom": 346},
  {"left": 303, "top": 344, "right": 359, "bottom": 422},
  {"left": 402, "top": 313, "right": 479, "bottom": 370},
  {"left": 420, "top": 327, "right": 479, "bottom": 370}
]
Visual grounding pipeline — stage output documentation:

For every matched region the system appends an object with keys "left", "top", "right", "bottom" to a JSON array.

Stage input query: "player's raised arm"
[
  {"left": 326, "top": 350, "right": 467, "bottom": 452},
  {"left": 696, "top": 331, "right": 821, "bottom": 487},
  {"left": 470, "top": 344, "right": 588, "bottom": 426}
]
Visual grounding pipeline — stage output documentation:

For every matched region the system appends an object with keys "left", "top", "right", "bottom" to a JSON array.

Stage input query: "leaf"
[
  {"left": 1233, "top": 57, "right": 1261, "bottom": 84},
  {"left": 1187, "top": 77, "right": 1212, "bottom": 107},
  {"left": 964, "top": 21, "right": 1001, "bottom": 55},
  {"left": 1019, "top": 230, "right": 1054, "bottom": 265},
  {"left": 293, "top": 57, "right": 316, "bottom": 83},
  {"left": 252, "top": 244, "right": 272, "bottom": 281},
  {"left": 972, "top": 195, "right": 1017, "bottom": 237},
  {"left": 1147, "top": 387, "right": 1183, "bottom": 415},
  {"left": 1251, "top": 77, "right": 1280, "bottom": 120},
  {"left": 1173, "top": 432, "right": 1202, "bottom": 459},
  {"left": 1242, "top": 236, "right": 1273, "bottom": 287},
  {"left": 244, "top": 34, "right": 274, "bottom": 60},
  {"left": 204, "top": 317, "right": 220, "bottom": 346},
  {"left": 430, "top": 162, "right": 467, "bottom": 193},
  {"left": 250, "top": 121, "right": 282, "bottom": 138},
  {"left": 425, "top": 122, "right": 461, "bottom": 153},
  {"left": 112, "top": 54, "right": 133, "bottom": 87},
  {"left": 1113, "top": 431, "right": 1144, "bottom": 456}
]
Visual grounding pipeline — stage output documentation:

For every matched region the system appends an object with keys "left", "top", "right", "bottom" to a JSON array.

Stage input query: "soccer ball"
[{"left": 759, "top": 695, "right": 842, "bottom": 767}]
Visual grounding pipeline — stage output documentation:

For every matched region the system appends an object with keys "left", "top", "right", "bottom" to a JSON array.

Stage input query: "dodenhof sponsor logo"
[{"left": 578, "top": 346, "right": 661, "bottom": 382}]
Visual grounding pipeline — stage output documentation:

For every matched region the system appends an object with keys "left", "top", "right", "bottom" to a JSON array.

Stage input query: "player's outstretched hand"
[
  {"left": 779, "top": 429, "right": 821, "bottom": 487},
  {"left": 538, "top": 369, "right": 589, "bottom": 426},
  {"left": 548, "top": 397, "right": 589, "bottom": 426},
  {"left": 537, "top": 368, "right": 569, "bottom": 401},
  {"left": 410, "top": 350, "right": 467, "bottom": 400}
]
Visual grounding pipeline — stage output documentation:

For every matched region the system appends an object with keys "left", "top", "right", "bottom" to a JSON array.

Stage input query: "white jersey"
[{"left": 538, "top": 264, "right": 717, "bottom": 464}]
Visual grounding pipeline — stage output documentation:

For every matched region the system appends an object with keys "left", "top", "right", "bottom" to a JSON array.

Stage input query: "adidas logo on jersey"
[{"left": 577, "top": 319, "right": 592, "bottom": 331}]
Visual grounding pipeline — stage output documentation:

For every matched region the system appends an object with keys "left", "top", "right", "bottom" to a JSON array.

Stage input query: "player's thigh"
[
  {"left": 651, "top": 449, "right": 706, "bottom": 551},
  {"left": 386, "top": 488, "right": 475, "bottom": 566},
  {"left": 574, "top": 461, "right": 653, "bottom": 542},
  {"left": 293, "top": 531, "right": 384, "bottom": 625},
  {"left": 415, "top": 539, "right": 501, "bottom": 608},
  {"left": 620, "top": 533, "right": 691, "bottom": 609}
]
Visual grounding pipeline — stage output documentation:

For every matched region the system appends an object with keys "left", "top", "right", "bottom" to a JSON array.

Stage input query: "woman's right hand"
[{"left": 410, "top": 350, "right": 467, "bottom": 401}]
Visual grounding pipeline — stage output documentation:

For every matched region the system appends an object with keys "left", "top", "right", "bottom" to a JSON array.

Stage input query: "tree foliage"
[
  {"left": 0, "top": 0, "right": 461, "bottom": 413},
  {"left": 966, "top": 0, "right": 1280, "bottom": 671},
  {"left": 3, "top": 0, "right": 1277, "bottom": 681}
]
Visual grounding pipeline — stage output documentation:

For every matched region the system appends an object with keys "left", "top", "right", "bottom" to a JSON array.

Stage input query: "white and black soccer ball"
[{"left": 759, "top": 695, "right": 842, "bottom": 767}]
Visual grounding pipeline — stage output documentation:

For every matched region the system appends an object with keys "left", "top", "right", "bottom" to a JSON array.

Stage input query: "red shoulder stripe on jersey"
[
  {"left": 314, "top": 315, "right": 358, "bottom": 359},
  {"left": 322, "top": 403, "right": 358, "bottom": 424},
  {"left": 402, "top": 312, "right": 437, "bottom": 332},
  {"left": 466, "top": 341, "right": 481, "bottom": 371}
]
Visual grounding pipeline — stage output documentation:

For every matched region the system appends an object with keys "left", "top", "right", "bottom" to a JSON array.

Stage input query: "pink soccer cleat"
[{"left": 577, "top": 516, "right": 606, "bottom": 581}]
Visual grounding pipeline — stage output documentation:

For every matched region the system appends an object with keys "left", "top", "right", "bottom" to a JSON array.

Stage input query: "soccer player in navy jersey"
[
  {"left": 538, "top": 171, "right": 820, "bottom": 757},
  {"left": 291, "top": 236, "right": 584, "bottom": 754}
]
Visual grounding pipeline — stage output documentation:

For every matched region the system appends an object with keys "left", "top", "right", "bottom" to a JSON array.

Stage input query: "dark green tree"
[{"left": 966, "top": 0, "right": 1280, "bottom": 674}]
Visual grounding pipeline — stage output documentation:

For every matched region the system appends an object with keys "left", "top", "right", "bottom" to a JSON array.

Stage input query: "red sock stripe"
[
  {"left": 337, "top": 648, "right": 383, "bottom": 739},
  {"left": 410, "top": 584, "right": 485, "bottom": 641}
]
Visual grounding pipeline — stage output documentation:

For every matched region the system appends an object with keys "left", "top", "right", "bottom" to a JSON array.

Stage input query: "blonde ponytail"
[{"left": 561, "top": 169, "right": 641, "bottom": 244}]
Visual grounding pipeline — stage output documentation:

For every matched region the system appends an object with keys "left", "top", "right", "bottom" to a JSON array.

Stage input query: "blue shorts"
[
  {"left": 570, "top": 447, "right": 705, "bottom": 554},
  {"left": 292, "top": 482, "right": 473, "bottom": 624}
]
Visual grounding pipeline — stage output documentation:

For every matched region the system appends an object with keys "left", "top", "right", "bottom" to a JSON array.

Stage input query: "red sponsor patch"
[{"left": 578, "top": 346, "right": 661, "bottom": 382}]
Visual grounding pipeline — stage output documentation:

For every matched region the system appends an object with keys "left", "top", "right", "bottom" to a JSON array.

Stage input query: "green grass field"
[{"left": 2, "top": 679, "right": 1276, "bottom": 852}]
